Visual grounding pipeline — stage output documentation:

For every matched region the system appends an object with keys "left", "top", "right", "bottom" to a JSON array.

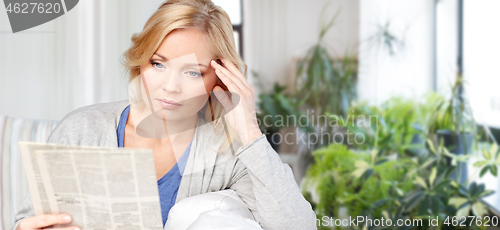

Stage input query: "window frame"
[{"left": 232, "top": 0, "right": 244, "bottom": 58}]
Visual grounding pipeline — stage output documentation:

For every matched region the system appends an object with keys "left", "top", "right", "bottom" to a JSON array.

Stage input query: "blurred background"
[{"left": 2, "top": 0, "right": 500, "bottom": 229}]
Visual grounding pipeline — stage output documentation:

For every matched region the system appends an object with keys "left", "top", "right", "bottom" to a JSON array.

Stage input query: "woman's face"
[{"left": 138, "top": 28, "right": 218, "bottom": 122}]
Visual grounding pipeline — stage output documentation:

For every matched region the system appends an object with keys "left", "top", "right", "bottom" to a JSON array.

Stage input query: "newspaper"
[{"left": 19, "top": 142, "right": 164, "bottom": 230}]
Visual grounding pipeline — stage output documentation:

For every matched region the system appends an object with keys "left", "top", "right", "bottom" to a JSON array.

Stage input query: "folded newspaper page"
[{"left": 19, "top": 142, "right": 164, "bottom": 230}]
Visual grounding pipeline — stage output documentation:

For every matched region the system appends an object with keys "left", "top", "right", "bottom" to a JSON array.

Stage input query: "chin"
[{"left": 155, "top": 108, "right": 199, "bottom": 119}]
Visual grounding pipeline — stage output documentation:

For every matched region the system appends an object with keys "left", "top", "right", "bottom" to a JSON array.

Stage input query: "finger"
[
  {"left": 211, "top": 60, "right": 247, "bottom": 91},
  {"left": 213, "top": 85, "right": 234, "bottom": 109},
  {"left": 219, "top": 58, "right": 252, "bottom": 89},
  {"left": 211, "top": 64, "right": 240, "bottom": 93},
  {"left": 24, "top": 214, "right": 72, "bottom": 229},
  {"left": 52, "top": 226, "right": 81, "bottom": 230}
]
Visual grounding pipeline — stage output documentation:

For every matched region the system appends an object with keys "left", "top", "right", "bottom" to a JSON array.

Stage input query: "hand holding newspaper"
[{"left": 19, "top": 141, "right": 164, "bottom": 230}]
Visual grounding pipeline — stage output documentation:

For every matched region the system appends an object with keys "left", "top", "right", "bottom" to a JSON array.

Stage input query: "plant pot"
[
  {"left": 436, "top": 130, "right": 473, "bottom": 184},
  {"left": 308, "top": 124, "right": 348, "bottom": 150},
  {"left": 407, "top": 133, "right": 426, "bottom": 156},
  {"left": 436, "top": 130, "right": 474, "bottom": 154}
]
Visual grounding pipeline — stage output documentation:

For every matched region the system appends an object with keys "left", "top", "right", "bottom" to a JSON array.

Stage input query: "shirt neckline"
[{"left": 117, "top": 104, "right": 194, "bottom": 182}]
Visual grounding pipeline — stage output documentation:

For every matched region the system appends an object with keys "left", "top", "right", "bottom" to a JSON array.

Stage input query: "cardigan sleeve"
[
  {"left": 11, "top": 193, "right": 35, "bottom": 230},
  {"left": 228, "top": 134, "right": 317, "bottom": 230}
]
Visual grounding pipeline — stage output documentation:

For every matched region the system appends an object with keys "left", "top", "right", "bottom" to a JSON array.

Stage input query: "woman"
[{"left": 13, "top": 0, "right": 316, "bottom": 229}]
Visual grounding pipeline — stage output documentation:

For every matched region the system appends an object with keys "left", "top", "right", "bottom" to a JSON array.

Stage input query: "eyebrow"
[{"left": 153, "top": 53, "right": 209, "bottom": 68}]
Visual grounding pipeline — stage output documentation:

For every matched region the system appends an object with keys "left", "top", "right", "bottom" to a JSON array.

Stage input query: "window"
[
  {"left": 463, "top": 0, "right": 500, "bottom": 127},
  {"left": 435, "top": 0, "right": 500, "bottom": 127},
  {"left": 212, "top": 0, "right": 243, "bottom": 57}
]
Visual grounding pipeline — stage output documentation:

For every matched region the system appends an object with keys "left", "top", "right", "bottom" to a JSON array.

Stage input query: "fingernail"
[
  {"left": 211, "top": 60, "right": 217, "bottom": 65},
  {"left": 215, "top": 69, "right": 221, "bottom": 74},
  {"left": 63, "top": 215, "right": 71, "bottom": 223}
]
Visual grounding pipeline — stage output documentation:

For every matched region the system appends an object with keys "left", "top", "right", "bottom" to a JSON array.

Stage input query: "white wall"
[
  {"left": 0, "top": 0, "right": 451, "bottom": 121},
  {"left": 436, "top": 0, "right": 458, "bottom": 93},
  {"left": 0, "top": 0, "right": 165, "bottom": 120},
  {"left": 358, "top": 0, "right": 435, "bottom": 105},
  {"left": 1, "top": 0, "right": 360, "bottom": 120},
  {"left": 243, "top": 0, "right": 359, "bottom": 94}
]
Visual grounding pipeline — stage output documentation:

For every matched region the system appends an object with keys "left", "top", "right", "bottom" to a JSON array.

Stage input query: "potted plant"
[
  {"left": 429, "top": 74, "right": 476, "bottom": 184},
  {"left": 256, "top": 80, "right": 311, "bottom": 152},
  {"left": 301, "top": 144, "right": 415, "bottom": 230},
  {"left": 294, "top": 42, "right": 358, "bottom": 120},
  {"left": 302, "top": 91, "right": 500, "bottom": 229},
  {"left": 290, "top": 7, "right": 358, "bottom": 150},
  {"left": 253, "top": 68, "right": 314, "bottom": 154},
  {"left": 340, "top": 96, "right": 435, "bottom": 157},
  {"left": 293, "top": 6, "right": 358, "bottom": 117},
  {"left": 303, "top": 135, "right": 499, "bottom": 230}
]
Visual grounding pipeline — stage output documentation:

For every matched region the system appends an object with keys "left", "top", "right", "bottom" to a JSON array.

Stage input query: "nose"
[{"left": 162, "top": 69, "right": 181, "bottom": 93}]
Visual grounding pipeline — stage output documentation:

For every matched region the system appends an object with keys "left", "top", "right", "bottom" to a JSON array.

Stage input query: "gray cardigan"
[{"left": 12, "top": 100, "right": 317, "bottom": 230}]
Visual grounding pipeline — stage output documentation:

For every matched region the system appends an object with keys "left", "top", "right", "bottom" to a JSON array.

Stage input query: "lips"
[{"left": 157, "top": 99, "right": 182, "bottom": 110}]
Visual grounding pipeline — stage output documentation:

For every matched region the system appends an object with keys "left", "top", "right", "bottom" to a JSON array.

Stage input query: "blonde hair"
[{"left": 122, "top": 0, "right": 246, "bottom": 152}]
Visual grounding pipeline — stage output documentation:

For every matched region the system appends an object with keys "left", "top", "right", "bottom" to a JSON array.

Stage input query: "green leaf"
[
  {"left": 469, "top": 182, "right": 478, "bottom": 197},
  {"left": 421, "top": 158, "right": 436, "bottom": 169},
  {"left": 491, "top": 143, "right": 499, "bottom": 156},
  {"left": 492, "top": 165, "right": 498, "bottom": 177},
  {"left": 352, "top": 168, "right": 367, "bottom": 179},
  {"left": 476, "top": 184, "right": 485, "bottom": 197},
  {"left": 404, "top": 191, "right": 425, "bottom": 211},
  {"left": 395, "top": 187, "right": 404, "bottom": 196},
  {"left": 430, "top": 196, "right": 440, "bottom": 215},
  {"left": 472, "top": 201, "right": 488, "bottom": 217},
  {"left": 417, "top": 195, "right": 430, "bottom": 214},
  {"left": 473, "top": 160, "right": 489, "bottom": 168},
  {"left": 455, "top": 154, "right": 472, "bottom": 163},
  {"left": 373, "top": 198, "right": 389, "bottom": 208},
  {"left": 427, "top": 139, "right": 437, "bottom": 155},
  {"left": 382, "top": 210, "right": 390, "bottom": 220},
  {"left": 456, "top": 204, "right": 471, "bottom": 217},
  {"left": 483, "top": 149, "right": 492, "bottom": 160},
  {"left": 370, "top": 149, "right": 377, "bottom": 164},
  {"left": 479, "top": 190, "right": 494, "bottom": 198},
  {"left": 429, "top": 167, "right": 437, "bottom": 188},
  {"left": 480, "top": 166, "right": 490, "bottom": 178},
  {"left": 414, "top": 176, "right": 428, "bottom": 190},
  {"left": 375, "top": 158, "right": 389, "bottom": 166},
  {"left": 363, "top": 168, "right": 374, "bottom": 180},
  {"left": 449, "top": 197, "right": 468, "bottom": 208},
  {"left": 442, "top": 147, "right": 454, "bottom": 158},
  {"left": 355, "top": 160, "right": 370, "bottom": 169}
]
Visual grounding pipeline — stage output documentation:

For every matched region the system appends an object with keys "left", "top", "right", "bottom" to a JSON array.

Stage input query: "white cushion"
[
  {"left": 187, "top": 208, "right": 263, "bottom": 230},
  {"left": 165, "top": 189, "right": 262, "bottom": 230}
]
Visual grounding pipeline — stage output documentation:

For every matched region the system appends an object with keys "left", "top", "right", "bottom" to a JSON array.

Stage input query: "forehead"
[{"left": 155, "top": 28, "right": 214, "bottom": 63}]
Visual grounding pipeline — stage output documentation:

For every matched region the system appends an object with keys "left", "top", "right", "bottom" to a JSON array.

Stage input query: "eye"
[
  {"left": 151, "top": 61, "right": 164, "bottom": 69},
  {"left": 186, "top": 71, "right": 202, "bottom": 78}
]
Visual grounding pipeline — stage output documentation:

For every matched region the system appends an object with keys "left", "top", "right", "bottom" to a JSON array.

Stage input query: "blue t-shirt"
[{"left": 116, "top": 105, "right": 192, "bottom": 226}]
